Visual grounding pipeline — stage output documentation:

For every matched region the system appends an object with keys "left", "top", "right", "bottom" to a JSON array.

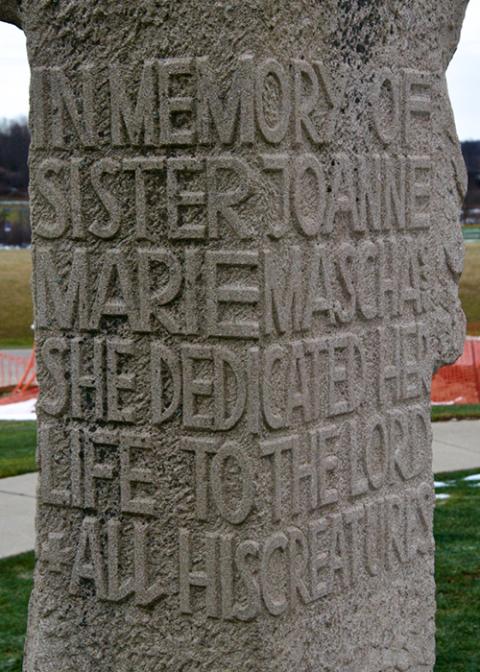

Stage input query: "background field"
[
  {"left": 0, "top": 202, "right": 30, "bottom": 247},
  {"left": 459, "top": 244, "right": 480, "bottom": 335},
  {"left": 0, "top": 250, "right": 32, "bottom": 348}
]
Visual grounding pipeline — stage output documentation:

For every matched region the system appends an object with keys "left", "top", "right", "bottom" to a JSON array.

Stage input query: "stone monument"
[{"left": 0, "top": 1, "right": 469, "bottom": 670}]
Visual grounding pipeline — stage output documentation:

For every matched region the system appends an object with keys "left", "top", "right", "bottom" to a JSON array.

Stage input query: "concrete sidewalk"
[
  {"left": 0, "top": 472, "right": 36, "bottom": 559},
  {"left": 432, "top": 419, "right": 480, "bottom": 472},
  {"left": 0, "top": 421, "right": 479, "bottom": 560}
]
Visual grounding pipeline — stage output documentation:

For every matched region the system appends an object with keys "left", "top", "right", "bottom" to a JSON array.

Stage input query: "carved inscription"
[
  {"left": 35, "top": 241, "right": 429, "bottom": 336},
  {"left": 39, "top": 406, "right": 428, "bottom": 516},
  {"left": 32, "top": 153, "right": 432, "bottom": 242},
  {"left": 38, "top": 326, "right": 429, "bottom": 429},
  {"left": 34, "top": 55, "right": 437, "bottom": 622},
  {"left": 178, "top": 482, "right": 433, "bottom": 620},
  {"left": 42, "top": 479, "right": 433, "bottom": 613},
  {"left": 32, "top": 57, "right": 347, "bottom": 149}
]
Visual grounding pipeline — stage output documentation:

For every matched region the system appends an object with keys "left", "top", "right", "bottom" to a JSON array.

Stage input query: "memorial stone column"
[{"left": 0, "top": 1, "right": 469, "bottom": 670}]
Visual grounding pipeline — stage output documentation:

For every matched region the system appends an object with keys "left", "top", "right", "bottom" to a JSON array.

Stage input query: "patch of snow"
[
  {"left": 434, "top": 481, "right": 449, "bottom": 488},
  {"left": 0, "top": 398, "right": 36, "bottom": 421},
  {"left": 431, "top": 397, "right": 465, "bottom": 406},
  {"left": 435, "top": 494, "right": 450, "bottom": 501},
  {"left": 464, "top": 474, "right": 480, "bottom": 482}
]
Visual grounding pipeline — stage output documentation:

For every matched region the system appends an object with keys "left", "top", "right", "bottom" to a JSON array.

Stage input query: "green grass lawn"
[
  {"left": 0, "top": 553, "right": 34, "bottom": 672},
  {"left": 432, "top": 404, "right": 480, "bottom": 421},
  {"left": 0, "top": 471, "right": 479, "bottom": 670},
  {"left": 0, "top": 422, "right": 36, "bottom": 479},
  {"left": 0, "top": 250, "right": 33, "bottom": 349},
  {"left": 434, "top": 469, "right": 480, "bottom": 671}
]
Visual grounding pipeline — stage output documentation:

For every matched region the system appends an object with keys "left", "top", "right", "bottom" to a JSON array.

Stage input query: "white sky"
[
  {"left": 447, "top": 0, "right": 480, "bottom": 140},
  {"left": 0, "top": 22, "right": 28, "bottom": 122},
  {"left": 0, "top": 2, "right": 479, "bottom": 139}
]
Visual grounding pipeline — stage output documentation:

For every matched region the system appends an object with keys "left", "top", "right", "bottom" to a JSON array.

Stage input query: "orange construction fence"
[
  {"left": 0, "top": 352, "right": 31, "bottom": 390},
  {"left": 0, "top": 350, "right": 38, "bottom": 404},
  {"left": 431, "top": 338, "right": 480, "bottom": 405}
]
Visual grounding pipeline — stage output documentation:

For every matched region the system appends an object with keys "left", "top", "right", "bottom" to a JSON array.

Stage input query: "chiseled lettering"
[
  {"left": 88, "top": 158, "right": 122, "bottom": 239},
  {"left": 292, "top": 153, "right": 327, "bottom": 237},
  {"left": 36, "top": 247, "right": 89, "bottom": 330},
  {"left": 264, "top": 246, "right": 303, "bottom": 335},
  {"left": 179, "top": 529, "right": 219, "bottom": 617},
  {"left": 159, "top": 58, "right": 195, "bottom": 146},
  {"left": 50, "top": 65, "right": 96, "bottom": 148},
  {"left": 197, "top": 55, "right": 254, "bottom": 145},
  {"left": 35, "top": 158, "right": 70, "bottom": 239},
  {"left": 110, "top": 61, "right": 157, "bottom": 147},
  {"left": 69, "top": 517, "right": 107, "bottom": 599},
  {"left": 206, "top": 156, "right": 253, "bottom": 239},
  {"left": 38, "top": 424, "right": 70, "bottom": 506},
  {"left": 255, "top": 58, "right": 290, "bottom": 144},
  {"left": 89, "top": 249, "right": 139, "bottom": 330},
  {"left": 151, "top": 342, "right": 182, "bottom": 425},
  {"left": 205, "top": 250, "right": 259, "bottom": 338},
  {"left": 71, "top": 336, "right": 105, "bottom": 420},
  {"left": 182, "top": 437, "right": 254, "bottom": 524},
  {"left": 38, "top": 337, "right": 69, "bottom": 417}
]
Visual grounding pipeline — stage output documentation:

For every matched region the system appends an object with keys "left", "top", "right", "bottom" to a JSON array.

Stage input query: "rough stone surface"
[{"left": 13, "top": 1, "right": 470, "bottom": 670}]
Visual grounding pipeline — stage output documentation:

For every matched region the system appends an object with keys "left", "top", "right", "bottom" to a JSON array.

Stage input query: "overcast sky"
[{"left": 0, "top": 2, "right": 479, "bottom": 139}]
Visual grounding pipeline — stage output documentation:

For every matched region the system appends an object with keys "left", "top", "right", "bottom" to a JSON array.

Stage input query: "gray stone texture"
[{"left": 7, "top": 1, "right": 469, "bottom": 670}]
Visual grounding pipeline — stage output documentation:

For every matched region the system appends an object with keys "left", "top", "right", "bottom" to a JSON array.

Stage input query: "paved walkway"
[
  {"left": 432, "top": 419, "right": 480, "bottom": 473},
  {"left": 0, "top": 421, "right": 479, "bottom": 560},
  {"left": 0, "top": 472, "right": 36, "bottom": 559}
]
